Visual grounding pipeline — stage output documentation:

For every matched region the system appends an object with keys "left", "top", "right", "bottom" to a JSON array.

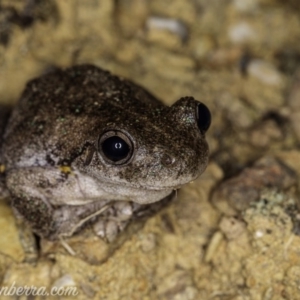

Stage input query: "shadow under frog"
[{"left": 0, "top": 64, "right": 211, "bottom": 242}]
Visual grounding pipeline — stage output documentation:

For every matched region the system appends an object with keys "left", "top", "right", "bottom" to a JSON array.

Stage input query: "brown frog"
[{"left": 0, "top": 64, "right": 211, "bottom": 241}]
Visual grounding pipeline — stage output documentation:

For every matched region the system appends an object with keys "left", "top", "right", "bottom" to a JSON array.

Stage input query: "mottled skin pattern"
[{"left": 0, "top": 65, "right": 210, "bottom": 241}]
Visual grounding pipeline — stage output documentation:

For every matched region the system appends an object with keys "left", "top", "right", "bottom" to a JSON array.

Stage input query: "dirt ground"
[{"left": 1, "top": 0, "right": 300, "bottom": 299}]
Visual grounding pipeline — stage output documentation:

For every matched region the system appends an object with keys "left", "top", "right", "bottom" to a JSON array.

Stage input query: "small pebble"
[
  {"left": 204, "top": 231, "right": 224, "bottom": 262},
  {"left": 139, "top": 233, "right": 157, "bottom": 252},
  {"left": 232, "top": 0, "right": 258, "bottom": 12},
  {"left": 146, "top": 16, "right": 188, "bottom": 42},
  {"left": 52, "top": 274, "right": 76, "bottom": 289},
  {"left": 228, "top": 22, "right": 256, "bottom": 44},
  {"left": 247, "top": 59, "right": 283, "bottom": 86},
  {"left": 219, "top": 216, "right": 246, "bottom": 240},
  {"left": 255, "top": 230, "right": 264, "bottom": 238}
]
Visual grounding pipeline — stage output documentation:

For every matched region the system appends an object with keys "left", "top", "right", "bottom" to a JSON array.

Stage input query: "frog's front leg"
[{"left": 5, "top": 167, "right": 111, "bottom": 240}]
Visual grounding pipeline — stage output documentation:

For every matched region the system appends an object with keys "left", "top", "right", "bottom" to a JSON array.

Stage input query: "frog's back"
[{"left": 1, "top": 65, "right": 162, "bottom": 169}]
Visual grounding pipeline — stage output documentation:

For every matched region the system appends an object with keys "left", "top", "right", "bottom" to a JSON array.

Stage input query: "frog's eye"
[
  {"left": 196, "top": 103, "right": 211, "bottom": 133},
  {"left": 98, "top": 131, "right": 133, "bottom": 165}
]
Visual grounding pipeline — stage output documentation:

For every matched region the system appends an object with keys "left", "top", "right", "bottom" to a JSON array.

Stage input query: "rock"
[
  {"left": 219, "top": 216, "right": 246, "bottom": 240},
  {"left": 52, "top": 274, "right": 77, "bottom": 289},
  {"left": 146, "top": 16, "right": 188, "bottom": 43},
  {"left": 138, "top": 232, "right": 157, "bottom": 253},
  {"left": 250, "top": 119, "right": 283, "bottom": 148},
  {"left": 247, "top": 59, "right": 284, "bottom": 86},
  {"left": 232, "top": 0, "right": 258, "bottom": 12},
  {"left": 204, "top": 231, "right": 224, "bottom": 263},
  {"left": 228, "top": 22, "right": 257, "bottom": 44},
  {"left": 212, "top": 156, "right": 297, "bottom": 215}
]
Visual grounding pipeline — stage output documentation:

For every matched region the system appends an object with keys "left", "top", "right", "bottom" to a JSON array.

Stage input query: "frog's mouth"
[
  {"left": 115, "top": 175, "right": 198, "bottom": 193},
  {"left": 96, "top": 181, "right": 185, "bottom": 204},
  {"left": 131, "top": 184, "right": 183, "bottom": 190},
  {"left": 100, "top": 170, "right": 198, "bottom": 192},
  {"left": 82, "top": 177, "right": 178, "bottom": 204},
  {"left": 73, "top": 170, "right": 195, "bottom": 205}
]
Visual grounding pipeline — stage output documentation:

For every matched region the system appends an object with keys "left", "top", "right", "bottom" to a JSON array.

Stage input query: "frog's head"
[{"left": 79, "top": 97, "right": 211, "bottom": 204}]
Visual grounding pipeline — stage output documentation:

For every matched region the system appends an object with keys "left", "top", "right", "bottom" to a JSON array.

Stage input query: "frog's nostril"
[{"left": 161, "top": 154, "right": 175, "bottom": 166}]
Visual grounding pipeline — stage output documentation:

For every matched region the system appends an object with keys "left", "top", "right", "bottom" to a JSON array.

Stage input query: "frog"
[{"left": 0, "top": 64, "right": 211, "bottom": 242}]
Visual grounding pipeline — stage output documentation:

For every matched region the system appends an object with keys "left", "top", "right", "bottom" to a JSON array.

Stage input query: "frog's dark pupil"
[
  {"left": 197, "top": 103, "right": 211, "bottom": 133},
  {"left": 101, "top": 136, "right": 130, "bottom": 162}
]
